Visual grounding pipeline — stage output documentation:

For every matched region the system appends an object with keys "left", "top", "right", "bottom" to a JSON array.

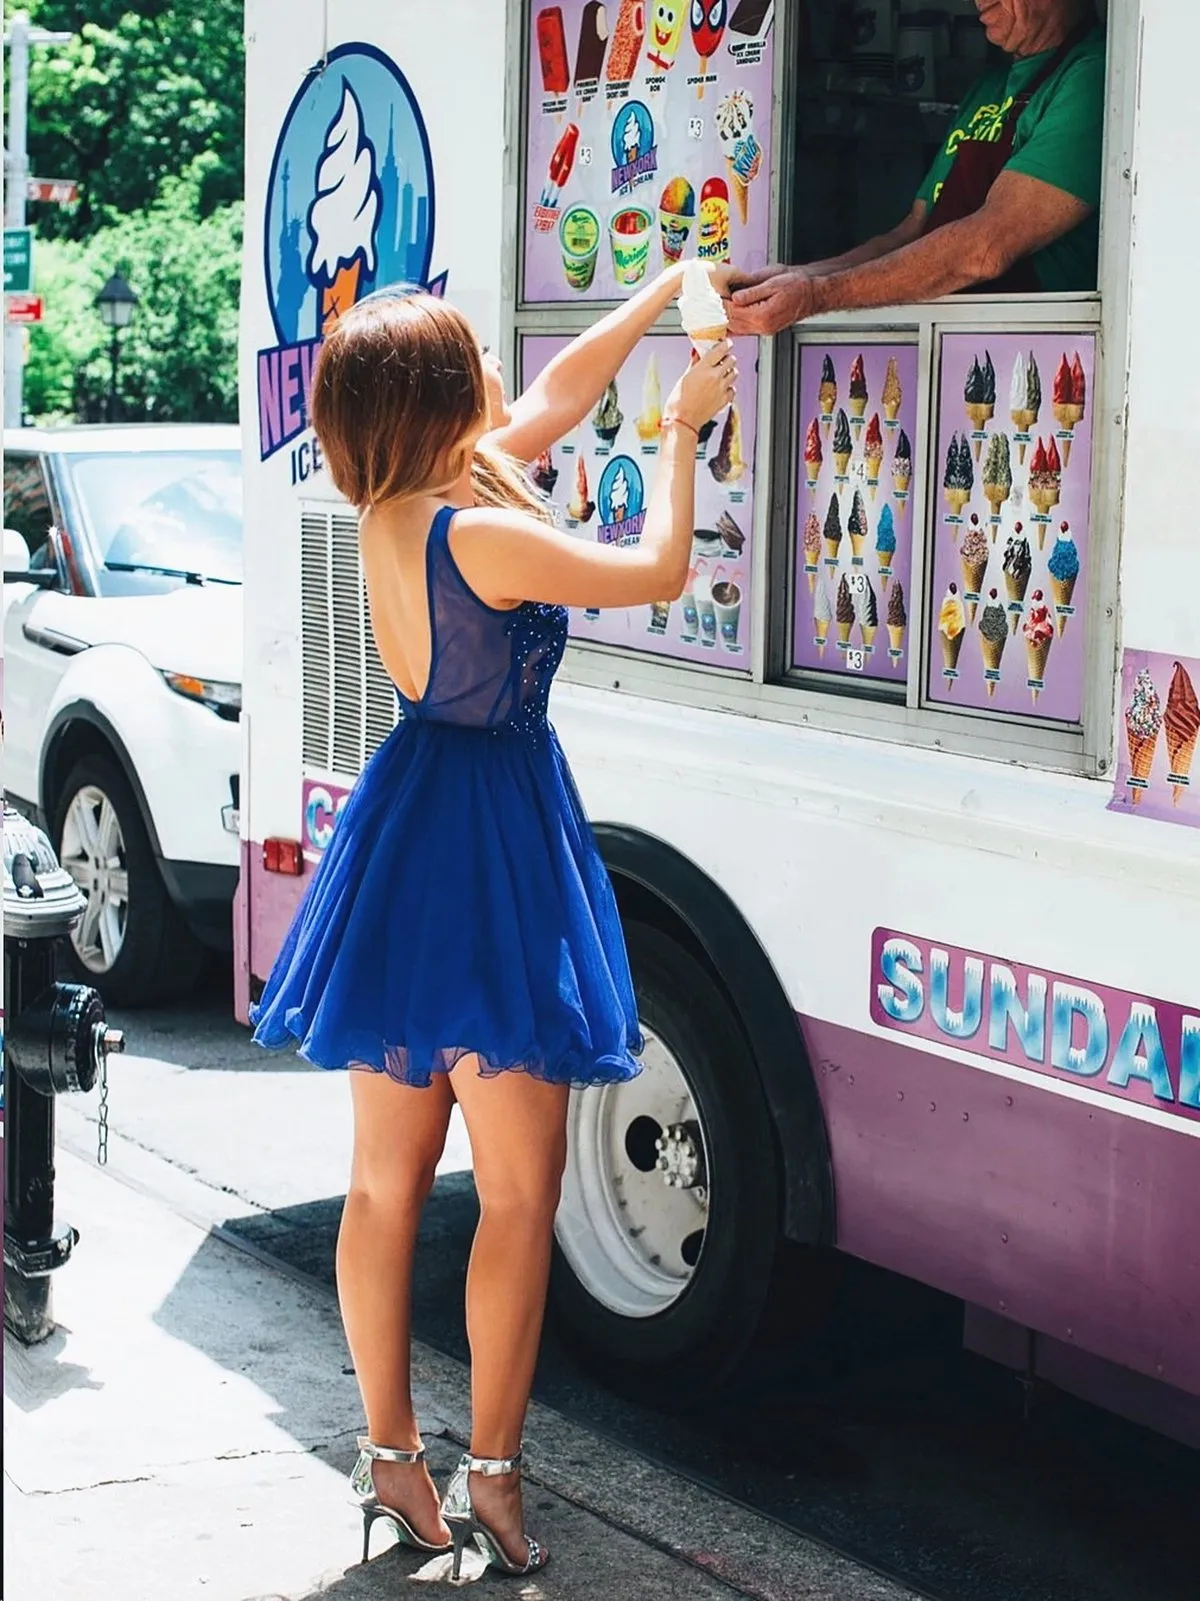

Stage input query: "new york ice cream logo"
[
  {"left": 610, "top": 102, "right": 657, "bottom": 195},
  {"left": 597, "top": 456, "right": 646, "bottom": 545},
  {"left": 257, "top": 43, "right": 447, "bottom": 466}
]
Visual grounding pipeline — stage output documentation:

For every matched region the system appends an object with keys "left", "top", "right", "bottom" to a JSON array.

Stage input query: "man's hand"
[{"left": 727, "top": 270, "right": 816, "bottom": 336}]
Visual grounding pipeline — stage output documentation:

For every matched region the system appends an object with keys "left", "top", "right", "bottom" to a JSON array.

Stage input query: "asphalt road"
[{"left": 62, "top": 970, "right": 1200, "bottom": 1601}]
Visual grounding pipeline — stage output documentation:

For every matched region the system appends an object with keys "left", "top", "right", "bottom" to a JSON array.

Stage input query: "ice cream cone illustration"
[
  {"left": 1009, "top": 350, "right": 1041, "bottom": 464},
  {"left": 822, "top": 492, "right": 842, "bottom": 564},
  {"left": 306, "top": 82, "right": 381, "bottom": 335},
  {"left": 636, "top": 353, "right": 663, "bottom": 443},
  {"left": 942, "top": 432, "right": 973, "bottom": 521},
  {"left": 803, "top": 511, "right": 821, "bottom": 591},
  {"left": 853, "top": 573, "right": 879, "bottom": 651},
  {"left": 566, "top": 456, "right": 595, "bottom": 525},
  {"left": 1023, "top": 591, "right": 1054, "bottom": 704},
  {"left": 818, "top": 354, "right": 837, "bottom": 433},
  {"left": 848, "top": 354, "right": 868, "bottom": 430},
  {"left": 891, "top": 428, "right": 912, "bottom": 507},
  {"left": 882, "top": 357, "right": 902, "bottom": 424},
  {"left": 875, "top": 504, "right": 896, "bottom": 590},
  {"left": 813, "top": 575, "right": 833, "bottom": 659},
  {"left": 964, "top": 351, "right": 996, "bottom": 455},
  {"left": 832, "top": 408, "right": 852, "bottom": 476},
  {"left": 886, "top": 581, "right": 907, "bottom": 667},
  {"left": 1125, "top": 667, "right": 1163, "bottom": 804},
  {"left": 978, "top": 590, "right": 1007, "bottom": 697},
  {"left": 835, "top": 575, "right": 854, "bottom": 646},
  {"left": 804, "top": 418, "right": 822, "bottom": 493},
  {"left": 716, "top": 89, "right": 762, "bottom": 225},
  {"left": 709, "top": 403, "right": 746, "bottom": 486},
  {"left": 863, "top": 414, "right": 884, "bottom": 499},
  {"left": 982, "top": 432, "right": 1012, "bottom": 526},
  {"left": 1002, "top": 525, "right": 1031, "bottom": 633},
  {"left": 1027, "top": 437, "right": 1061, "bottom": 534},
  {"left": 847, "top": 489, "right": 868, "bottom": 562},
  {"left": 959, "top": 517, "right": 989, "bottom": 623},
  {"left": 938, "top": 584, "right": 967, "bottom": 685},
  {"left": 1165, "top": 660, "right": 1200, "bottom": 804},
  {"left": 1052, "top": 352, "right": 1087, "bottom": 466},
  {"left": 1048, "top": 521, "right": 1079, "bottom": 637}
]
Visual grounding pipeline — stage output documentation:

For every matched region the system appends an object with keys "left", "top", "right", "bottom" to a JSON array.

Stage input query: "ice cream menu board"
[
  {"left": 791, "top": 345, "right": 918, "bottom": 683},
  {"left": 1108, "top": 650, "right": 1200, "bottom": 829},
  {"left": 927, "top": 334, "right": 1095, "bottom": 721},
  {"left": 522, "top": 332, "right": 757, "bottom": 669},
  {"left": 523, "top": 1, "right": 774, "bottom": 303}
]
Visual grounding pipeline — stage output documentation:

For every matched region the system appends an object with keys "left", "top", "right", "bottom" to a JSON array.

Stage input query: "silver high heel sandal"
[
  {"left": 440, "top": 1448, "right": 549, "bottom": 1580},
  {"left": 350, "top": 1437, "right": 452, "bottom": 1562}
]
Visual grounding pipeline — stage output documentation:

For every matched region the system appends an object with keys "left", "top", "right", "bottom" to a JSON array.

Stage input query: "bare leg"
[
  {"left": 339, "top": 1066, "right": 455, "bottom": 1547},
  {"left": 450, "top": 1061, "right": 569, "bottom": 1565}
]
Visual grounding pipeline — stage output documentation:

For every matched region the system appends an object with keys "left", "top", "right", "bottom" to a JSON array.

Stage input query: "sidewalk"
[{"left": 4, "top": 1131, "right": 920, "bottom": 1601}]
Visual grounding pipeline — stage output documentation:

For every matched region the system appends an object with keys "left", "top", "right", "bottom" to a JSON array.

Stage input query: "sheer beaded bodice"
[{"left": 395, "top": 507, "right": 568, "bottom": 737}]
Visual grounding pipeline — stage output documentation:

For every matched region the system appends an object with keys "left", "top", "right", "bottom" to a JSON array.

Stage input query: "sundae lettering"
[{"left": 871, "top": 930, "right": 1200, "bottom": 1120}]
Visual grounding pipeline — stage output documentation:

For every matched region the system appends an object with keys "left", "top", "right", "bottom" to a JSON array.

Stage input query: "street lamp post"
[{"left": 95, "top": 272, "right": 139, "bottom": 422}]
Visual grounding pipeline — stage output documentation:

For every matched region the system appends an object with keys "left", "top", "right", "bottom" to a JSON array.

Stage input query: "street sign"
[
  {"left": 4, "top": 227, "right": 34, "bottom": 293},
  {"left": 6, "top": 293, "right": 45, "bottom": 325},
  {"left": 26, "top": 178, "right": 78, "bottom": 205}
]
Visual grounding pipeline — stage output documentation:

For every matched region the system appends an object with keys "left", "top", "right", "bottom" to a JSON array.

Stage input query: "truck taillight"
[{"left": 263, "top": 838, "right": 303, "bottom": 875}]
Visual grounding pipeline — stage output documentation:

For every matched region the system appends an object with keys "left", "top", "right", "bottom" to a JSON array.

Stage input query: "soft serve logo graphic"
[
  {"left": 610, "top": 101, "right": 657, "bottom": 195},
  {"left": 258, "top": 44, "right": 446, "bottom": 467},
  {"left": 597, "top": 456, "right": 646, "bottom": 545}
]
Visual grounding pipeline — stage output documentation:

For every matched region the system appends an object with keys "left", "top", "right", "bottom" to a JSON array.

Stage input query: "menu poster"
[
  {"left": 521, "top": 332, "right": 758, "bottom": 669},
  {"left": 791, "top": 344, "right": 918, "bottom": 682},
  {"left": 523, "top": 1, "right": 775, "bottom": 304},
  {"left": 927, "top": 333, "right": 1095, "bottom": 721},
  {"left": 1108, "top": 650, "right": 1200, "bottom": 828}
]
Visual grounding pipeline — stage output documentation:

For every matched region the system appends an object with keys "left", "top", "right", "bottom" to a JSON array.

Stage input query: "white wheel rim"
[
  {"left": 556, "top": 1028, "right": 711, "bottom": 1320},
  {"left": 60, "top": 785, "right": 130, "bottom": 974}
]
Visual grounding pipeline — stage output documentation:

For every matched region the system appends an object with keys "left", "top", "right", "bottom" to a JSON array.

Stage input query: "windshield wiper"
[{"left": 104, "top": 561, "right": 240, "bottom": 586}]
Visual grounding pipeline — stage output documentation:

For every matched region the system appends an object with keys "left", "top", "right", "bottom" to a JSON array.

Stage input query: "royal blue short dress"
[{"left": 250, "top": 506, "right": 643, "bottom": 1088}]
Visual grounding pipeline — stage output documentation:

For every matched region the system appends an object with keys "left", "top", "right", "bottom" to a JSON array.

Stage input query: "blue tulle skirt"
[{"left": 250, "top": 720, "right": 643, "bottom": 1088}]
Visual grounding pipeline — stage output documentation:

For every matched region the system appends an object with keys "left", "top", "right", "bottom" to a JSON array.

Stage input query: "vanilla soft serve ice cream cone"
[
  {"left": 306, "top": 82, "right": 380, "bottom": 333},
  {"left": 678, "top": 260, "right": 727, "bottom": 355}
]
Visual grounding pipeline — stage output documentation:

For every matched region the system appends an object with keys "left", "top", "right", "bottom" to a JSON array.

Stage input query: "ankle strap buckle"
[
  {"left": 463, "top": 1447, "right": 523, "bottom": 1476},
  {"left": 357, "top": 1435, "right": 427, "bottom": 1464}
]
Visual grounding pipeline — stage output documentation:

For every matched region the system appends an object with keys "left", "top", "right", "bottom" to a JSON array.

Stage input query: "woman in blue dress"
[{"left": 251, "top": 261, "right": 735, "bottom": 1579}]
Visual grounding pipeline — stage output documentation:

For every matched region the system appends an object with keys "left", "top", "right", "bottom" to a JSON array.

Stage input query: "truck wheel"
[
  {"left": 552, "top": 922, "right": 779, "bottom": 1396},
  {"left": 52, "top": 753, "right": 203, "bottom": 1006}
]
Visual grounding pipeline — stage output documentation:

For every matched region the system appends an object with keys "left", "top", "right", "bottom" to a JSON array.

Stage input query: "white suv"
[{"left": 3, "top": 424, "right": 243, "bottom": 1004}]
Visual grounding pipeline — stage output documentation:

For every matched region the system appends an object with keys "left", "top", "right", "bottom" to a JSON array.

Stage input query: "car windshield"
[{"left": 66, "top": 450, "right": 243, "bottom": 586}]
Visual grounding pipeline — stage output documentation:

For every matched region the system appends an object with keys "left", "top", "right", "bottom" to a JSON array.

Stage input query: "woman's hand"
[{"left": 664, "top": 341, "right": 737, "bottom": 432}]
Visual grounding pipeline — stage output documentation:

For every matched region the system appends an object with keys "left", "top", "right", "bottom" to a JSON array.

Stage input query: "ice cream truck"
[{"left": 238, "top": 0, "right": 1200, "bottom": 1439}]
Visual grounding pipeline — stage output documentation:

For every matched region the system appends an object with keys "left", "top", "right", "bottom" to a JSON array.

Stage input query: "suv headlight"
[{"left": 161, "top": 672, "right": 242, "bottom": 718}]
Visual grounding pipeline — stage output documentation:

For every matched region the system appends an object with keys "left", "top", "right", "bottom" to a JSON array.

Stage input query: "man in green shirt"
[{"left": 727, "top": 0, "right": 1105, "bottom": 333}]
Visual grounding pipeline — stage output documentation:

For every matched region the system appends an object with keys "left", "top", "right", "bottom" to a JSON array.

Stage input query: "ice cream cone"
[
  {"left": 944, "top": 488, "right": 969, "bottom": 519},
  {"left": 1126, "top": 728, "right": 1159, "bottom": 804},
  {"left": 888, "top": 623, "right": 905, "bottom": 657},
  {"left": 1004, "top": 573, "right": 1029, "bottom": 631},
  {"left": 893, "top": 472, "right": 911, "bottom": 496},
  {"left": 815, "top": 618, "right": 829, "bottom": 657},
  {"left": 980, "top": 635, "right": 1005, "bottom": 696},
  {"left": 984, "top": 486, "right": 1008, "bottom": 519},
  {"left": 1168, "top": 734, "right": 1197, "bottom": 804},
  {"left": 1050, "top": 575, "right": 1077, "bottom": 635},
  {"left": 727, "top": 162, "right": 750, "bottom": 226},
  {"left": 806, "top": 461, "right": 820, "bottom": 493},
  {"left": 849, "top": 535, "right": 865, "bottom": 561},
  {"left": 848, "top": 398, "right": 867, "bottom": 422},
  {"left": 861, "top": 624, "right": 877, "bottom": 653},
  {"left": 834, "top": 449, "right": 852, "bottom": 476},
  {"left": 961, "top": 559, "right": 988, "bottom": 620},
  {"left": 1011, "top": 408, "right": 1035, "bottom": 454},
  {"left": 884, "top": 401, "right": 901, "bottom": 424},
  {"left": 941, "top": 632, "right": 964, "bottom": 675},
  {"left": 1061, "top": 436, "right": 1074, "bottom": 468},
  {"left": 688, "top": 323, "right": 728, "bottom": 356},
  {"left": 1036, "top": 520, "right": 1048, "bottom": 550},
  {"left": 321, "top": 260, "right": 363, "bottom": 330},
  {"left": 837, "top": 620, "right": 853, "bottom": 646},
  {"left": 823, "top": 538, "right": 840, "bottom": 563},
  {"left": 807, "top": 569, "right": 817, "bottom": 595},
  {"left": 1027, "top": 637, "right": 1052, "bottom": 701}
]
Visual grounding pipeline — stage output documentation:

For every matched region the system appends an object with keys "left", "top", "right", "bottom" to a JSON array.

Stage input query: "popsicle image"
[
  {"left": 964, "top": 350, "right": 996, "bottom": 453},
  {"left": 848, "top": 353, "right": 868, "bottom": 427},
  {"left": 804, "top": 418, "right": 822, "bottom": 493},
  {"left": 606, "top": 0, "right": 646, "bottom": 86},
  {"left": 803, "top": 511, "right": 821, "bottom": 591},
  {"left": 715, "top": 88, "right": 762, "bottom": 225},
  {"left": 646, "top": 0, "right": 686, "bottom": 71},
  {"left": 692, "top": 0, "right": 728, "bottom": 97},
  {"left": 887, "top": 581, "right": 907, "bottom": 664},
  {"left": 832, "top": 408, "right": 852, "bottom": 477},
  {"left": 574, "top": 1, "right": 610, "bottom": 85},
  {"left": 818, "top": 353, "right": 837, "bottom": 427},
  {"left": 539, "top": 122, "right": 580, "bottom": 209},
  {"left": 1165, "top": 660, "right": 1200, "bottom": 804},
  {"left": 813, "top": 577, "right": 833, "bottom": 658},
  {"left": 1046, "top": 521, "right": 1079, "bottom": 635},
  {"left": 537, "top": 7, "right": 571, "bottom": 94},
  {"left": 881, "top": 357, "right": 903, "bottom": 423},
  {"left": 636, "top": 353, "right": 663, "bottom": 441},
  {"left": 305, "top": 82, "right": 381, "bottom": 333},
  {"left": 1024, "top": 591, "right": 1054, "bottom": 704},
  {"left": 678, "top": 257, "right": 727, "bottom": 351},
  {"left": 863, "top": 413, "right": 884, "bottom": 498},
  {"left": 938, "top": 584, "right": 967, "bottom": 682},
  {"left": 709, "top": 402, "right": 746, "bottom": 485},
  {"left": 567, "top": 456, "right": 595, "bottom": 524}
]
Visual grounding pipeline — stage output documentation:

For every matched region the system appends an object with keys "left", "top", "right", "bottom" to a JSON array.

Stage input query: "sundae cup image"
[
  {"left": 696, "top": 176, "right": 731, "bottom": 263},
  {"left": 560, "top": 205, "right": 601, "bottom": 291},
  {"left": 848, "top": 487, "right": 868, "bottom": 562},
  {"left": 835, "top": 574, "right": 855, "bottom": 648},
  {"left": 887, "top": 581, "right": 907, "bottom": 665},
  {"left": 711, "top": 567, "right": 744, "bottom": 651},
  {"left": 709, "top": 403, "right": 746, "bottom": 486},
  {"left": 678, "top": 258, "right": 728, "bottom": 353},
  {"left": 978, "top": 589, "right": 1008, "bottom": 696},
  {"left": 648, "top": 597, "right": 672, "bottom": 634},
  {"left": 1124, "top": 665, "right": 1162, "bottom": 800},
  {"left": 863, "top": 413, "right": 884, "bottom": 498},
  {"left": 645, "top": 0, "right": 686, "bottom": 72},
  {"left": 891, "top": 427, "right": 912, "bottom": 507},
  {"left": 875, "top": 503, "right": 896, "bottom": 589},
  {"left": 715, "top": 88, "right": 762, "bottom": 225},
  {"left": 606, "top": 0, "right": 646, "bottom": 87},
  {"left": 567, "top": 457, "right": 596, "bottom": 525},
  {"left": 982, "top": 432, "right": 1012, "bottom": 527},
  {"left": 692, "top": 526, "right": 722, "bottom": 562},
  {"left": 822, "top": 492, "right": 842, "bottom": 564},
  {"left": 848, "top": 353, "right": 868, "bottom": 428},
  {"left": 1009, "top": 350, "right": 1042, "bottom": 462},
  {"left": 818, "top": 353, "right": 837, "bottom": 427},
  {"left": 1028, "top": 437, "right": 1062, "bottom": 531},
  {"left": 882, "top": 357, "right": 903, "bottom": 424},
  {"left": 1052, "top": 351, "right": 1087, "bottom": 465},
  {"left": 658, "top": 176, "right": 696, "bottom": 265},
  {"left": 530, "top": 449, "right": 559, "bottom": 496},
  {"left": 938, "top": 583, "right": 967, "bottom": 681},
  {"left": 691, "top": 0, "right": 727, "bottom": 96},
  {"left": 574, "top": 1, "right": 610, "bottom": 87},
  {"left": 610, "top": 205, "right": 654, "bottom": 286},
  {"left": 1165, "top": 660, "right": 1200, "bottom": 803},
  {"left": 853, "top": 573, "right": 879, "bottom": 652},
  {"left": 537, "top": 6, "right": 572, "bottom": 94},
  {"left": 1046, "top": 522, "right": 1080, "bottom": 635},
  {"left": 804, "top": 418, "right": 823, "bottom": 493},
  {"left": 964, "top": 351, "right": 996, "bottom": 453},
  {"left": 717, "top": 509, "right": 745, "bottom": 556},
  {"left": 680, "top": 565, "right": 700, "bottom": 641},
  {"left": 305, "top": 82, "right": 381, "bottom": 333},
  {"left": 942, "top": 432, "right": 973, "bottom": 520},
  {"left": 1023, "top": 591, "right": 1054, "bottom": 703},
  {"left": 1002, "top": 525, "right": 1032, "bottom": 632},
  {"left": 636, "top": 353, "right": 663, "bottom": 443},
  {"left": 803, "top": 510, "right": 822, "bottom": 591},
  {"left": 592, "top": 379, "right": 623, "bottom": 445},
  {"left": 813, "top": 577, "right": 833, "bottom": 658},
  {"left": 959, "top": 518, "right": 990, "bottom": 622},
  {"left": 832, "top": 408, "right": 853, "bottom": 477}
]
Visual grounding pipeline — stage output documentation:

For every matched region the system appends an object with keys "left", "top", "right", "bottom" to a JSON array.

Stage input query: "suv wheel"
[{"left": 53, "top": 753, "right": 203, "bottom": 1006}]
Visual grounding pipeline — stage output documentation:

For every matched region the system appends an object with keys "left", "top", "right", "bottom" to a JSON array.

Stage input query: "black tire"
[
  {"left": 51, "top": 753, "right": 204, "bottom": 1007},
  {"left": 550, "top": 921, "right": 780, "bottom": 1397}
]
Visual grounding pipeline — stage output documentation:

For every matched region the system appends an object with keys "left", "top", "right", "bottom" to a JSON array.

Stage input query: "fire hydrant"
[{"left": 3, "top": 806, "right": 125, "bottom": 1344}]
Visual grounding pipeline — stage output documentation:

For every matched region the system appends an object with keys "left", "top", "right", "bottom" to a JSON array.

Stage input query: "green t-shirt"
[{"left": 916, "top": 27, "right": 1106, "bottom": 293}]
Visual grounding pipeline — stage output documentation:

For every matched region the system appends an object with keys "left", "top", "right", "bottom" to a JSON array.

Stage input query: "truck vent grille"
[{"left": 300, "top": 505, "right": 397, "bottom": 779}]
